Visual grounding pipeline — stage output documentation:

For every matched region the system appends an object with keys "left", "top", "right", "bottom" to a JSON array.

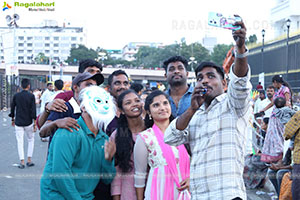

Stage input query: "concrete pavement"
[{"left": 0, "top": 110, "right": 276, "bottom": 200}]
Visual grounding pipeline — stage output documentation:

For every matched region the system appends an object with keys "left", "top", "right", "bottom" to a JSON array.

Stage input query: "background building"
[
  {"left": 0, "top": 20, "right": 86, "bottom": 65},
  {"left": 202, "top": 35, "right": 217, "bottom": 53},
  {"left": 271, "top": 0, "right": 300, "bottom": 37},
  {"left": 122, "top": 42, "right": 164, "bottom": 61},
  {"left": 106, "top": 49, "right": 122, "bottom": 59}
]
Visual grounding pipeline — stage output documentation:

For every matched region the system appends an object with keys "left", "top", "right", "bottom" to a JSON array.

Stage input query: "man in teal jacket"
[{"left": 40, "top": 85, "right": 117, "bottom": 200}]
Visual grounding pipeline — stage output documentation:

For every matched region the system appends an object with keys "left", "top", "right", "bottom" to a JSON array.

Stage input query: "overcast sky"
[{"left": 0, "top": 0, "right": 277, "bottom": 49}]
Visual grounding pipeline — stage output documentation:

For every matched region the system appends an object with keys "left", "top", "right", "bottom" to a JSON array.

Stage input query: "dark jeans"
[
  {"left": 267, "top": 168, "right": 291, "bottom": 195},
  {"left": 292, "top": 164, "right": 300, "bottom": 200}
]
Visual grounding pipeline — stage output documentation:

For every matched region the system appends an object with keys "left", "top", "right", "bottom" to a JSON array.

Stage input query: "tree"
[
  {"left": 66, "top": 45, "right": 98, "bottom": 65},
  {"left": 34, "top": 53, "right": 49, "bottom": 64},
  {"left": 133, "top": 42, "right": 211, "bottom": 70},
  {"left": 246, "top": 34, "right": 257, "bottom": 45},
  {"left": 210, "top": 44, "right": 232, "bottom": 66}
]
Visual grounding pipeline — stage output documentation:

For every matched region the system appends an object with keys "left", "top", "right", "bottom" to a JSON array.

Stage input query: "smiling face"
[
  {"left": 121, "top": 92, "right": 143, "bottom": 118},
  {"left": 165, "top": 61, "right": 188, "bottom": 87},
  {"left": 149, "top": 94, "right": 171, "bottom": 123},
  {"left": 109, "top": 74, "right": 130, "bottom": 98},
  {"left": 196, "top": 66, "right": 226, "bottom": 105}
]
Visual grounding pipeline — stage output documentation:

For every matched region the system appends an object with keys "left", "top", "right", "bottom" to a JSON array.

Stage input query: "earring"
[{"left": 149, "top": 114, "right": 152, "bottom": 120}]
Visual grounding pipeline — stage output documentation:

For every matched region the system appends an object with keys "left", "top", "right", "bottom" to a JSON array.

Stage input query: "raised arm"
[
  {"left": 37, "top": 99, "right": 68, "bottom": 128},
  {"left": 232, "top": 17, "right": 248, "bottom": 77},
  {"left": 39, "top": 117, "right": 80, "bottom": 138},
  {"left": 227, "top": 17, "right": 252, "bottom": 117}
]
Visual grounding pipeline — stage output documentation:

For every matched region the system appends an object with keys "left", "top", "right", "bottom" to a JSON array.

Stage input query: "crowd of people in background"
[
  {"left": 246, "top": 75, "right": 300, "bottom": 199},
  {"left": 8, "top": 18, "right": 300, "bottom": 200}
]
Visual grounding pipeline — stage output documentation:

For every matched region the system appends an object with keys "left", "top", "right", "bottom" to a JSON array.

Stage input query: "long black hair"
[
  {"left": 272, "top": 75, "right": 293, "bottom": 106},
  {"left": 144, "top": 90, "right": 174, "bottom": 128},
  {"left": 115, "top": 89, "right": 138, "bottom": 173}
]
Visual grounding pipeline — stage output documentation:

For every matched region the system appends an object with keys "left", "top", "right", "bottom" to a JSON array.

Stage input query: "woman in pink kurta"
[
  {"left": 134, "top": 90, "right": 190, "bottom": 200},
  {"left": 110, "top": 90, "right": 145, "bottom": 200},
  {"left": 261, "top": 75, "right": 292, "bottom": 162}
]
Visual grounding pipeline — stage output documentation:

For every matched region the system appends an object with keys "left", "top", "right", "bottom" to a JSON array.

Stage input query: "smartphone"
[{"left": 208, "top": 12, "right": 241, "bottom": 30}]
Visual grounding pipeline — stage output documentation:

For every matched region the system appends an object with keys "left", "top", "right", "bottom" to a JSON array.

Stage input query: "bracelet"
[
  {"left": 234, "top": 46, "right": 249, "bottom": 58},
  {"left": 45, "top": 108, "right": 50, "bottom": 113}
]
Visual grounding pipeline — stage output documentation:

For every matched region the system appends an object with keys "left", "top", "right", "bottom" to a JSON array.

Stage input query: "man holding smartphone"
[{"left": 165, "top": 17, "right": 251, "bottom": 200}]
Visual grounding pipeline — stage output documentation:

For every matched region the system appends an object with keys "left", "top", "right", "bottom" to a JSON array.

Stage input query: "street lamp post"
[
  {"left": 286, "top": 19, "right": 291, "bottom": 80},
  {"left": 98, "top": 52, "right": 107, "bottom": 67},
  {"left": 261, "top": 29, "right": 265, "bottom": 74},
  {"left": 188, "top": 56, "right": 197, "bottom": 72}
]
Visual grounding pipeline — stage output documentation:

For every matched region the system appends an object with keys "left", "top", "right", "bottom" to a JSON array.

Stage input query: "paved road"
[{"left": 0, "top": 110, "right": 276, "bottom": 200}]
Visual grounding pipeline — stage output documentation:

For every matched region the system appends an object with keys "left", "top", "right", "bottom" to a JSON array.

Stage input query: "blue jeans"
[{"left": 267, "top": 168, "right": 291, "bottom": 195}]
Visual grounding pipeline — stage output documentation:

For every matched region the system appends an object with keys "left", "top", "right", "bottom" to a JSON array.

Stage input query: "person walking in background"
[
  {"left": 9, "top": 78, "right": 37, "bottom": 169},
  {"left": 134, "top": 90, "right": 190, "bottom": 200},
  {"left": 110, "top": 90, "right": 145, "bottom": 200},
  {"left": 50, "top": 79, "right": 64, "bottom": 101},
  {"left": 40, "top": 82, "right": 54, "bottom": 113}
]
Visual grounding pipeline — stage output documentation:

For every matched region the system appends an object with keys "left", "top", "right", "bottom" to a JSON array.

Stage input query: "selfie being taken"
[{"left": 1, "top": 0, "right": 300, "bottom": 200}]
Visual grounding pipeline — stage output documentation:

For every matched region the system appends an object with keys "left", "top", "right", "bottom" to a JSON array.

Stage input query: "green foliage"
[
  {"left": 246, "top": 34, "right": 258, "bottom": 45},
  {"left": 133, "top": 42, "right": 210, "bottom": 71},
  {"left": 34, "top": 53, "right": 49, "bottom": 64},
  {"left": 66, "top": 45, "right": 98, "bottom": 65},
  {"left": 211, "top": 44, "right": 232, "bottom": 66}
]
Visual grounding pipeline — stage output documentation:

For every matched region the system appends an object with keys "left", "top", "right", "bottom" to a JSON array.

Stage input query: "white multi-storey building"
[
  {"left": 271, "top": 0, "right": 300, "bottom": 37},
  {"left": 122, "top": 42, "right": 164, "bottom": 61},
  {"left": 202, "top": 35, "right": 217, "bottom": 53},
  {"left": 0, "top": 20, "right": 86, "bottom": 65}
]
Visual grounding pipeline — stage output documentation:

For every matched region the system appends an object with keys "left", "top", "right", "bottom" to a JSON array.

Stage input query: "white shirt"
[
  {"left": 164, "top": 65, "right": 252, "bottom": 200},
  {"left": 40, "top": 89, "right": 54, "bottom": 113}
]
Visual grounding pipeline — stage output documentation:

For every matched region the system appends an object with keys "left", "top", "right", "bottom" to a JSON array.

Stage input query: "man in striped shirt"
[{"left": 164, "top": 18, "right": 252, "bottom": 199}]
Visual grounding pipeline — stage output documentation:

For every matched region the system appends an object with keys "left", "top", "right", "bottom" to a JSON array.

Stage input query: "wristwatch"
[{"left": 234, "top": 46, "right": 249, "bottom": 58}]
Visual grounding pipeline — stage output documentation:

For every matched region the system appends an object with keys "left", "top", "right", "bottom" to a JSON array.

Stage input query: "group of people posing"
[{"left": 10, "top": 18, "right": 299, "bottom": 200}]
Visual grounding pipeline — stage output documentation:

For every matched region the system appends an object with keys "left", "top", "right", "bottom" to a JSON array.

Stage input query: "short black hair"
[
  {"left": 267, "top": 85, "right": 275, "bottom": 90},
  {"left": 47, "top": 82, "right": 53, "bottom": 87},
  {"left": 21, "top": 78, "right": 30, "bottom": 89},
  {"left": 163, "top": 56, "right": 188, "bottom": 72},
  {"left": 272, "top": 75, "right": 284, "bottom": 83},
  {"left": 195, "top": 61, "right": 225, "bottom": 79},
  {"left": 258, "top": 90, "right": 265, "bottom": 95},
  {"left": 54, "top": 79, "right": 64, "bottom": 90},
  {"left": 130, "top": 83, "right": 144, "bottom": 94},
  {"left": 263, "top": 117, "right": 269, "bottom": 124},
  {"left": 78, "top": 59, "right": 102, "bottom": 73},
  {"left": 108, "top": 70, "right": 128, "bottom": 86},
  {"left": 274, "top": 97, "right": 286, "bottom": 108}
]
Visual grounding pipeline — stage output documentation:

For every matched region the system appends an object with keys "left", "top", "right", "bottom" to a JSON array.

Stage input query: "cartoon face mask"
[{"left": 79, "top": 86, "right": 116, "bottom": 131}]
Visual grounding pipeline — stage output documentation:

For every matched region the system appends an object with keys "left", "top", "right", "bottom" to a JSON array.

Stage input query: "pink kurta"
[{"left": 110, "top": 130, "right": 138, "bottom": 200}]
